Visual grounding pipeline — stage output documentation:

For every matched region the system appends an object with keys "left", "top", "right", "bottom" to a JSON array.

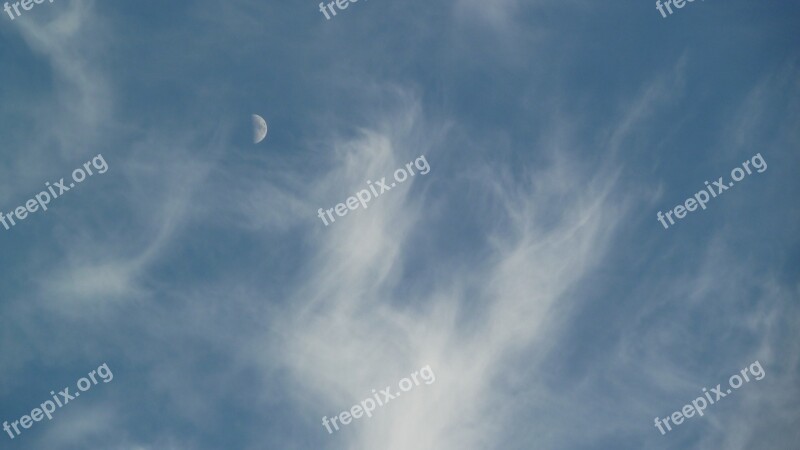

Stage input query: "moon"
[{"left": 252, "top": 114, "right": 268, "bottom": 144}]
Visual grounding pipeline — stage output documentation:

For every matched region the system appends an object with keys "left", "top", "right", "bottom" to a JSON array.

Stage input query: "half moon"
[{"left": 252, "top": 114, "right": 268, "bottom": 144}]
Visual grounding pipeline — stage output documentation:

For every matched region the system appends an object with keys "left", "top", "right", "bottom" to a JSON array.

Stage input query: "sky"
[{"left": 0, "top": 0, "right": 798, "bottom": 449}]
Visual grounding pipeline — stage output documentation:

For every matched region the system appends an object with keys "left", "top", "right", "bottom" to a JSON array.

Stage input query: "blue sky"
[{"left": 0, "top": 0, "right": 798, "bottom": 449}]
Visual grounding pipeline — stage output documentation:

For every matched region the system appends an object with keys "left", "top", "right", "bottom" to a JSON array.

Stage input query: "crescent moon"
[{"left": 252, "top": 114, "right": 268, "bottom": 144}]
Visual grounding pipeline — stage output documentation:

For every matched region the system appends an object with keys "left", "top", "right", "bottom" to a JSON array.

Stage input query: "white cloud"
[{"left": 237, "top": 85, "right": 632, "bottom": 449}]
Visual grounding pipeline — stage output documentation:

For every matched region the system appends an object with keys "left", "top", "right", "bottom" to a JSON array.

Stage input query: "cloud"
[{"left": 234, "top": 84, "right": 633, "bottom": 449}]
